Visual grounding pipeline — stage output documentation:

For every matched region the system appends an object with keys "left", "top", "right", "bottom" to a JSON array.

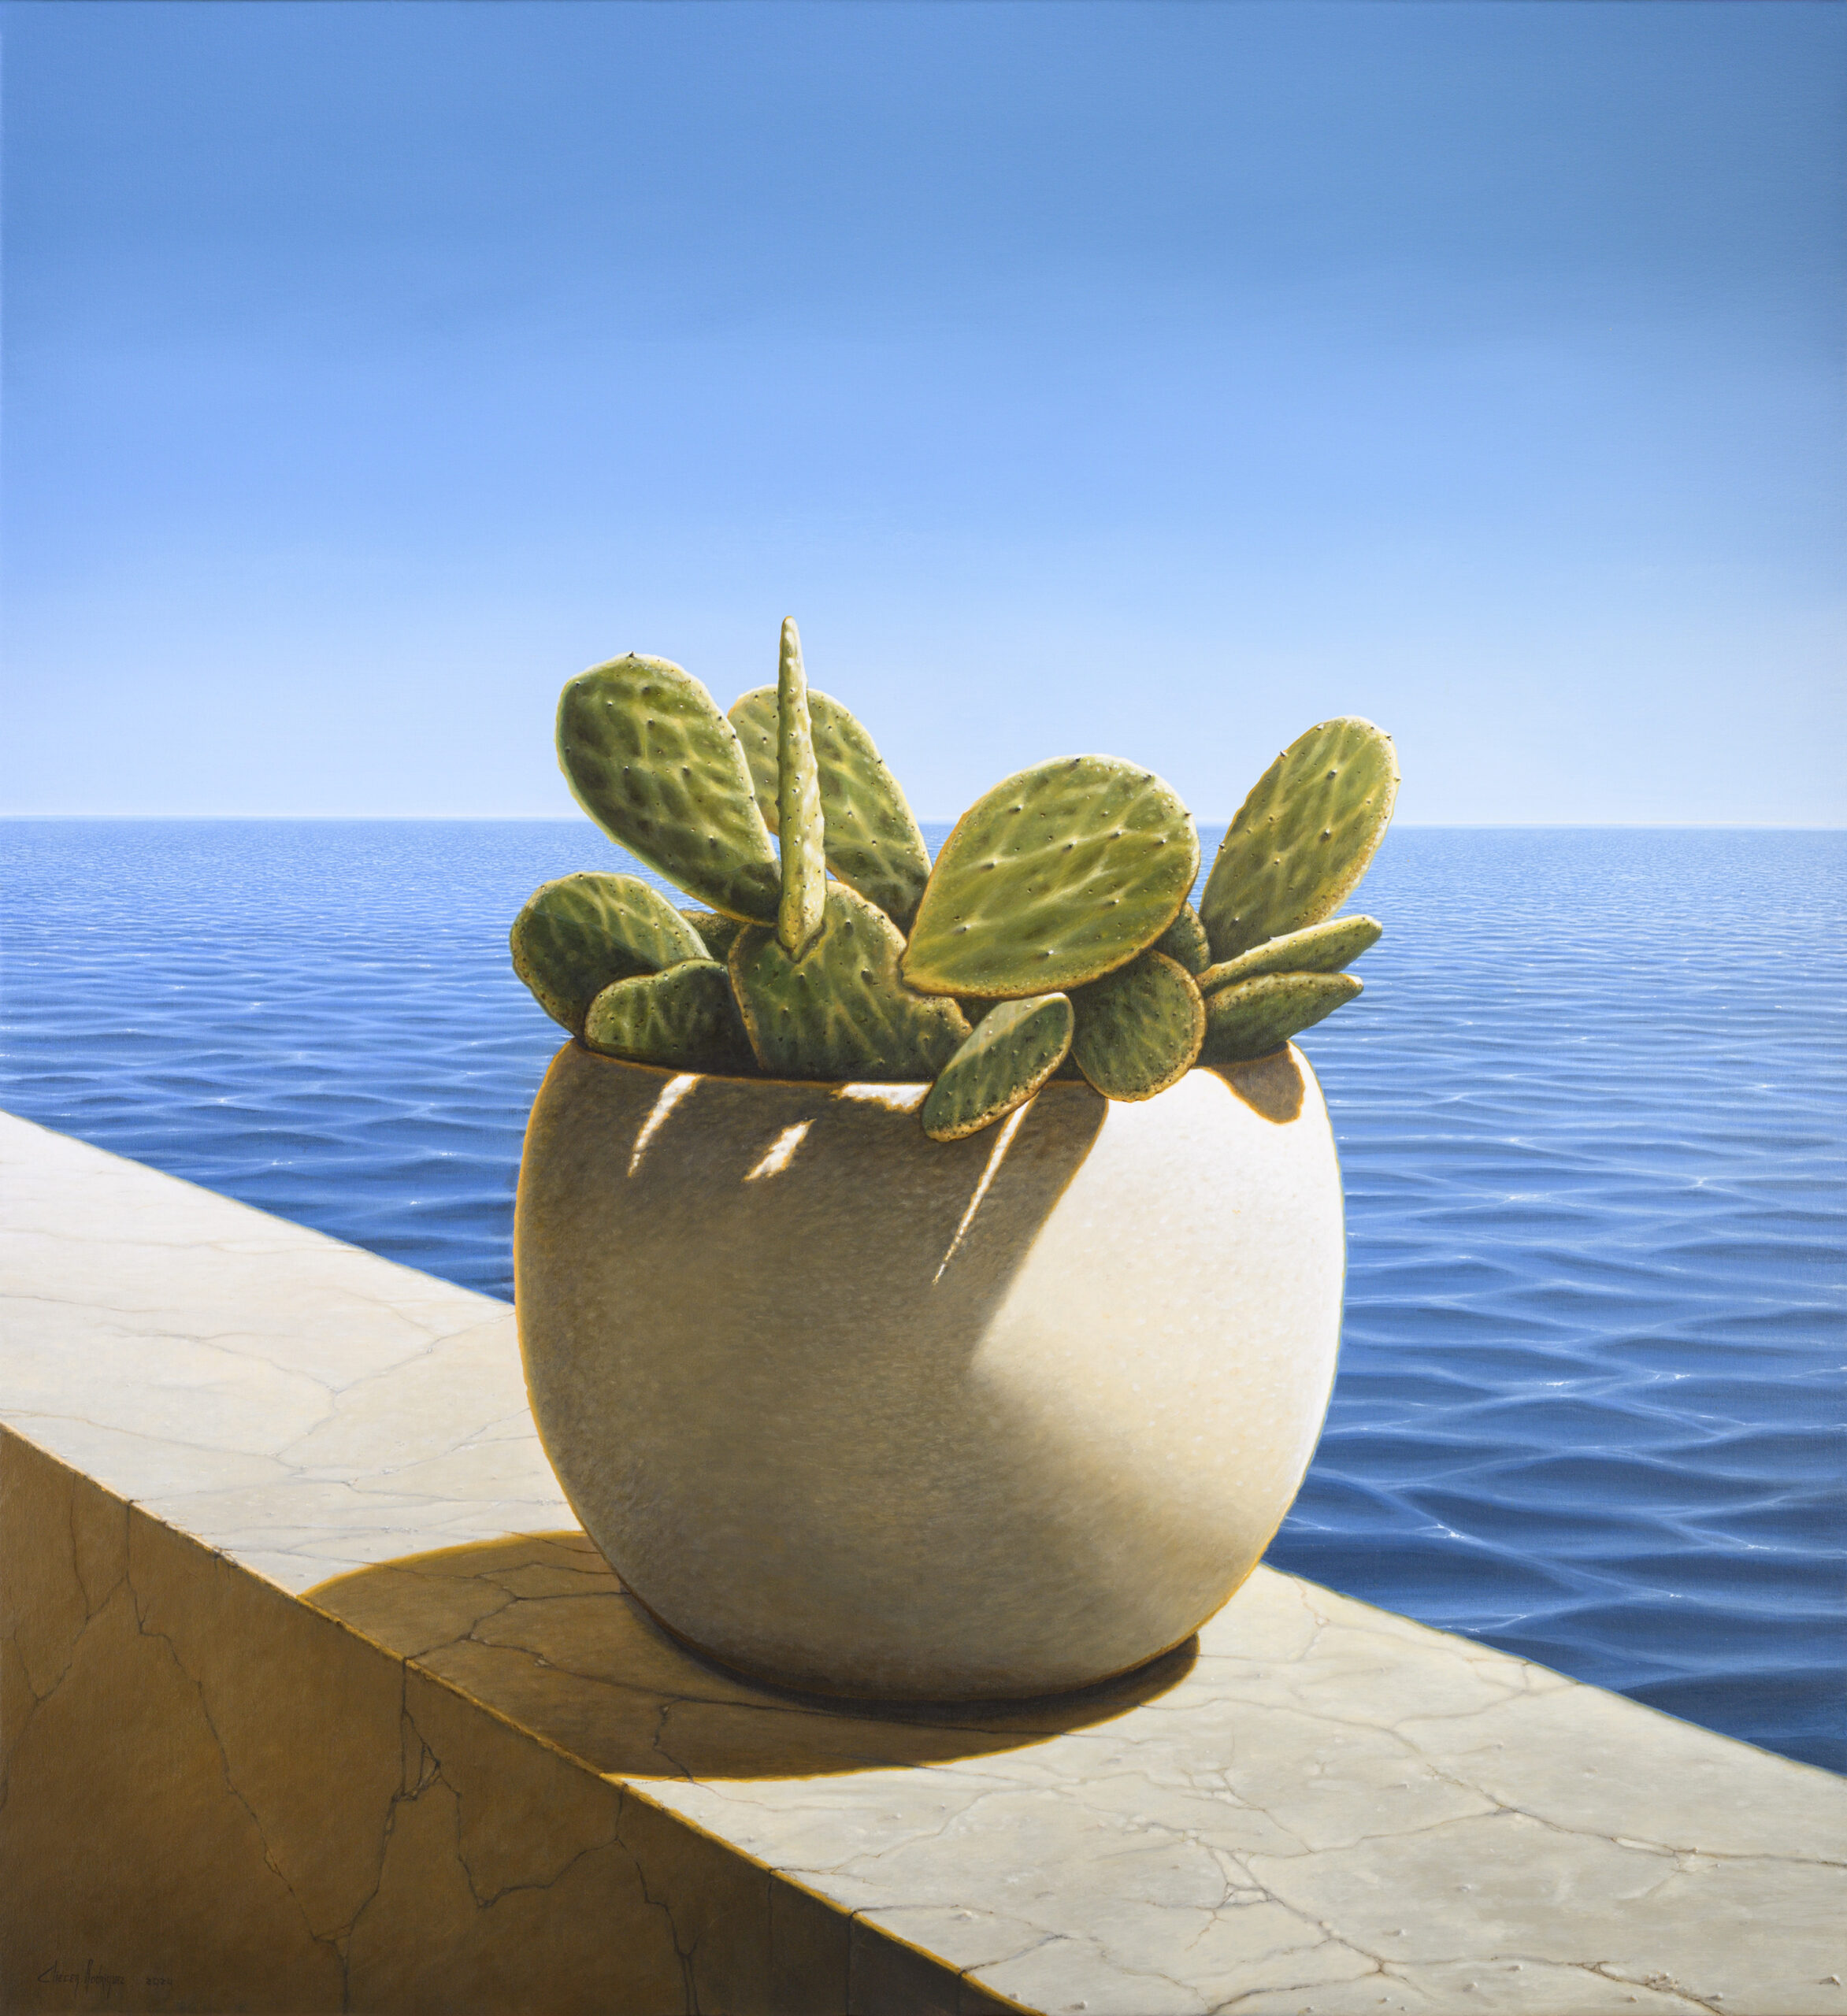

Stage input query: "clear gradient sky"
[{"left": 3, "top": 1, "right": 1841, "bottom": 824}]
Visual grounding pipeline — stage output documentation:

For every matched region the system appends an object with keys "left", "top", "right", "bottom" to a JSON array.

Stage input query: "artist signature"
[{"left": 35, "top": 1960, "right": 173, "bottom": 1998}]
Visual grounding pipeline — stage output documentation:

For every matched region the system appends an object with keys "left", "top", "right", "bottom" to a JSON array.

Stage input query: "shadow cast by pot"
[{"left": 309, "top": 1532, "right": 1198, "bottom": 1781}]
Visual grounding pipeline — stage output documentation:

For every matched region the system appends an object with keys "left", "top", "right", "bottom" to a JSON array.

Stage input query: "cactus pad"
[
  {"left": 920, "top": 994, "right": 1074, "bottom": 1141},
  {"left": 1152, "top": 902, "right": 1211, "bottom": 975},
  {"left": 1198, "top": 718, "right": 1399, "bottom": 961},
  {"left": 774, "top": 619, "right": 827, "bottom": 958},
  {"left": 1068, "top": 951, "right": 1205, "bottom": 1101},
  {"left": 557, "top": 654, "right": 780, "bottom": 923},
  {"left": 902, "top": 757, "right": 1197, "bottom": 999},
  {"left": 1198, "top": 970, "right": 1361, "bottom": 1065},
  {"left": 1198, "top": 915, "right": 1382, "bottom": 993},
  {"left": 730, "top": 683, "right": 933, "bottom": 931},
  {"left": 510, "top": 873, "right": 710, "bottom": 1035},
  {"left": 730, "top": 883, "right": 970, "bottom": 1081},
  {"left": 583, "top": 961, "right": 755, "bottom": 1073},
  {"left": 679, "top": 909, "right": 744, "bottom": 961}
]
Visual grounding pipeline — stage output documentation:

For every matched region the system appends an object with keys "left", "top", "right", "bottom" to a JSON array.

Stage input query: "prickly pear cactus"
[
  {"left": 902, "top": 757, "right": 1197, "bottom": 999},
  {"left": 517, "top": 617, "right": 1395, "bottom": 1125},
  {"left": 730, "top": 883, "right": 970, "bottom": 1081},
  {"left": 1198, "top": 971, "right": 1361, "bottom": 1065},
  {"left": 729, "top": 684, "right": 933, "bottom": 931},
  {"left": 1197, "top": 915, "right": 1382, "bottom": 994},
  {"left": 584, "top": 962, "right": 755, "bottom": 1073},
  {"left": 679, "top": 909, "right": 744, "bottom": 962},
  {"left": 1197, "top": 719, "right": 1398, "bottom": 962},
  {"left": 557, "top": 654, "right": 780, "bottom": 923},
  {"left": 1152, "top": 902, "right": 1211, "bottom": 976},
  {"left": 921, "top": 994, "right": 1074, "bottom": 1141},
  {"left": 774, "top": 619, "right": 828, "bottom": 959},
  {"left": 1069, "top": 951, "right": 1205, "bottom": 1100},
  {"left": 511, "top": 873, "right": 710, "bottom": 1035}
]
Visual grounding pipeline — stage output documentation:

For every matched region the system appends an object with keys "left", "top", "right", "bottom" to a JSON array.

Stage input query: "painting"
[{"left": 2, "top": 4, "right": 1840, "bottom": 2010}]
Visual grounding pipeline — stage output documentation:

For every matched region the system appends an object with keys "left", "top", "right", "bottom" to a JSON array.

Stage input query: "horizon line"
[{"left": 1, "top": 814, "right": 1844, "bottom": 833}]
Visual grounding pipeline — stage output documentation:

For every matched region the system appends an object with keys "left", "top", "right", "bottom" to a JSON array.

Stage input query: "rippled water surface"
[{"left": 2, "top": 821, "right": 1841, "bottom": 1771}]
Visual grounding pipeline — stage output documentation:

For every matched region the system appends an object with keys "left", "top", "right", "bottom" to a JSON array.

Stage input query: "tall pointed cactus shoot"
[
  {"left": 514, "top": 622, "right": 1396, "bottom": 1136},
  {"left": 729, "top": 680, "right": 933, "bottom": 932},
  {"left": 773, "top": 618, "right": 827, "bottom": 960}
]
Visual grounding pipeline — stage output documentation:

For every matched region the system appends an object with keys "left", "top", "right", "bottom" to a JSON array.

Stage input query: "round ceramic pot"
[{"left": 514, "top": 1042, "right": 1344, "bottom": 1700}]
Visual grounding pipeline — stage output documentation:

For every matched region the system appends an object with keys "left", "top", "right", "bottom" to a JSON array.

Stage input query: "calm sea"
[{"left": 2, "top": 821, "right": 1841, "bottom": 1772}]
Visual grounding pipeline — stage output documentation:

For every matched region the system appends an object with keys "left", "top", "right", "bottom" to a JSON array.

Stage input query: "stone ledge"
[{"left": 2, "top": 1110, "right": 1841, "bottom": 2014}]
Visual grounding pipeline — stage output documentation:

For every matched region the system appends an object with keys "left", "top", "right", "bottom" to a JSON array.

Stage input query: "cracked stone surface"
[
  {"left": 0, "top": 1111, "right": 571, "bottom": 1589},
  {"left": 3, "top": 1110, "right": 1843, "bottom": 2014}
]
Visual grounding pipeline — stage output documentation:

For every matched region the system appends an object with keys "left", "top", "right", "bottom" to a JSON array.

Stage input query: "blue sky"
[{"left": 3, "top": 1, "right": 1841, "bottom": 824}]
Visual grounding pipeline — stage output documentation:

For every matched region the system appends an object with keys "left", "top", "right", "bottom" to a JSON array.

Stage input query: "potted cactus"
[{"left": 512, "top": 620, "right": 1396, "bottom": 1699}]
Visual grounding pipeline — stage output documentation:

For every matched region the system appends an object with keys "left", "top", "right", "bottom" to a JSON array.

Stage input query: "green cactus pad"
[
  {"left": 583, "top": 961, "right": 755, "bottom": 1073},
  {"left": 1199, "top": 914, "right": 1382, "bottom": 994},
  {"left": 1068, "top": 951, "right": 1205, "bottom": 1101},
  {"left": 1198, "top": 718, "right": 1399, "bottom": 962},
  {"left": 921, "top": 994, "right": 1074, "bottom": 1142},
  {"left": 557, "top": 654, "right": 780, "bottom": 923},
  {"left": 901, "top": 757, "right": 1198, "bottom": 999},
  {"left": 730, "top": 883, "right": 970, "bottom": 1081},
  {"left": 679, "top": 909, "right": 744, "bottom": 961},
  {"left": 1198, "top": 970, "right": 1361, "bottom": 1065},
  {"left": 729, "top": 684, "right": 933, "bottom": 931},
  {"left": 1152, "top": 902, "right": 1211, "bottom": 975},
  {"left": 510, "top": 873, "right": 710, "bottom": 1036},
  {"left": 774, "top": 619, "right": 828, "bottom": 959}
]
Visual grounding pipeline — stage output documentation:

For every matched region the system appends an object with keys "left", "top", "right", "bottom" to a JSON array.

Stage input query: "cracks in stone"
[
  {"left": 0, "top": 1627, "right": 40, "bottom": 1816},
  {"left": 414, "top": 1703, "right": 624, "bottom": 1915},
  {"left": 1, "top": 1461, "right": 117, "bottom": 1803},
  {"left": 121, "top": 1547, "right": 350, "bottom": 1983},
  {"left": 1390, "top": 1762, "right": 1847, "bottom": 1877},
  {"left": 1195, "top": 1847, "right": 1366, "bottom": 1979},
  {"left": 329, "top": 1664, "right": 430, "bottom": 2010},
  {"left": 1587, "top": 1956, "right": 1734, "bottom": 2014},
  {"left": 4, "top": 1406, "right": 302, "bottom": 1471},
  {"left": 651, "top": 1695, "right": 696, "bottom": 1781},
  {"left": 612, "top": 1800, "right": 704, "bottom": 2016},
  {"left": 73, "top": 1492, "right": 130, "bottom": 1621},
  {"left": 1208, "top": 1940, "right": 1385, "bottom": 2014},
  {"left": 1203, "top": 1662, "right": 1843, "bottom": 1880},
  {"left": 908, "top": 1917, "right": 1062, "bottom": 1982},
  {"left": 1009, "top": 1925, "right": 1224, "bottom": 2014}
]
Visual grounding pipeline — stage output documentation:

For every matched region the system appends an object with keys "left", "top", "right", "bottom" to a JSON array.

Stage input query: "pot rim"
[{"left": 562, "top": 1037, "right": 1294, "bottom": 1097}]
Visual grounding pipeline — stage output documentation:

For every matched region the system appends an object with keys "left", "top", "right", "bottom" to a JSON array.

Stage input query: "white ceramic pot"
[{"left": 514, "top": 1043, "right": 1344, "bottom": 1700}]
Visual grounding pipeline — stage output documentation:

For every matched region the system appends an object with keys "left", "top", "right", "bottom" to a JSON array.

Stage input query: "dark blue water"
[{"left": 2, "top": 821, "right": 1841, "bottom": 1772}]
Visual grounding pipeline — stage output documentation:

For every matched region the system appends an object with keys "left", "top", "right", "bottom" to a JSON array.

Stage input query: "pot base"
[{"left": 632, "top": 1576, "right": 1211, "bottom": 1709}]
